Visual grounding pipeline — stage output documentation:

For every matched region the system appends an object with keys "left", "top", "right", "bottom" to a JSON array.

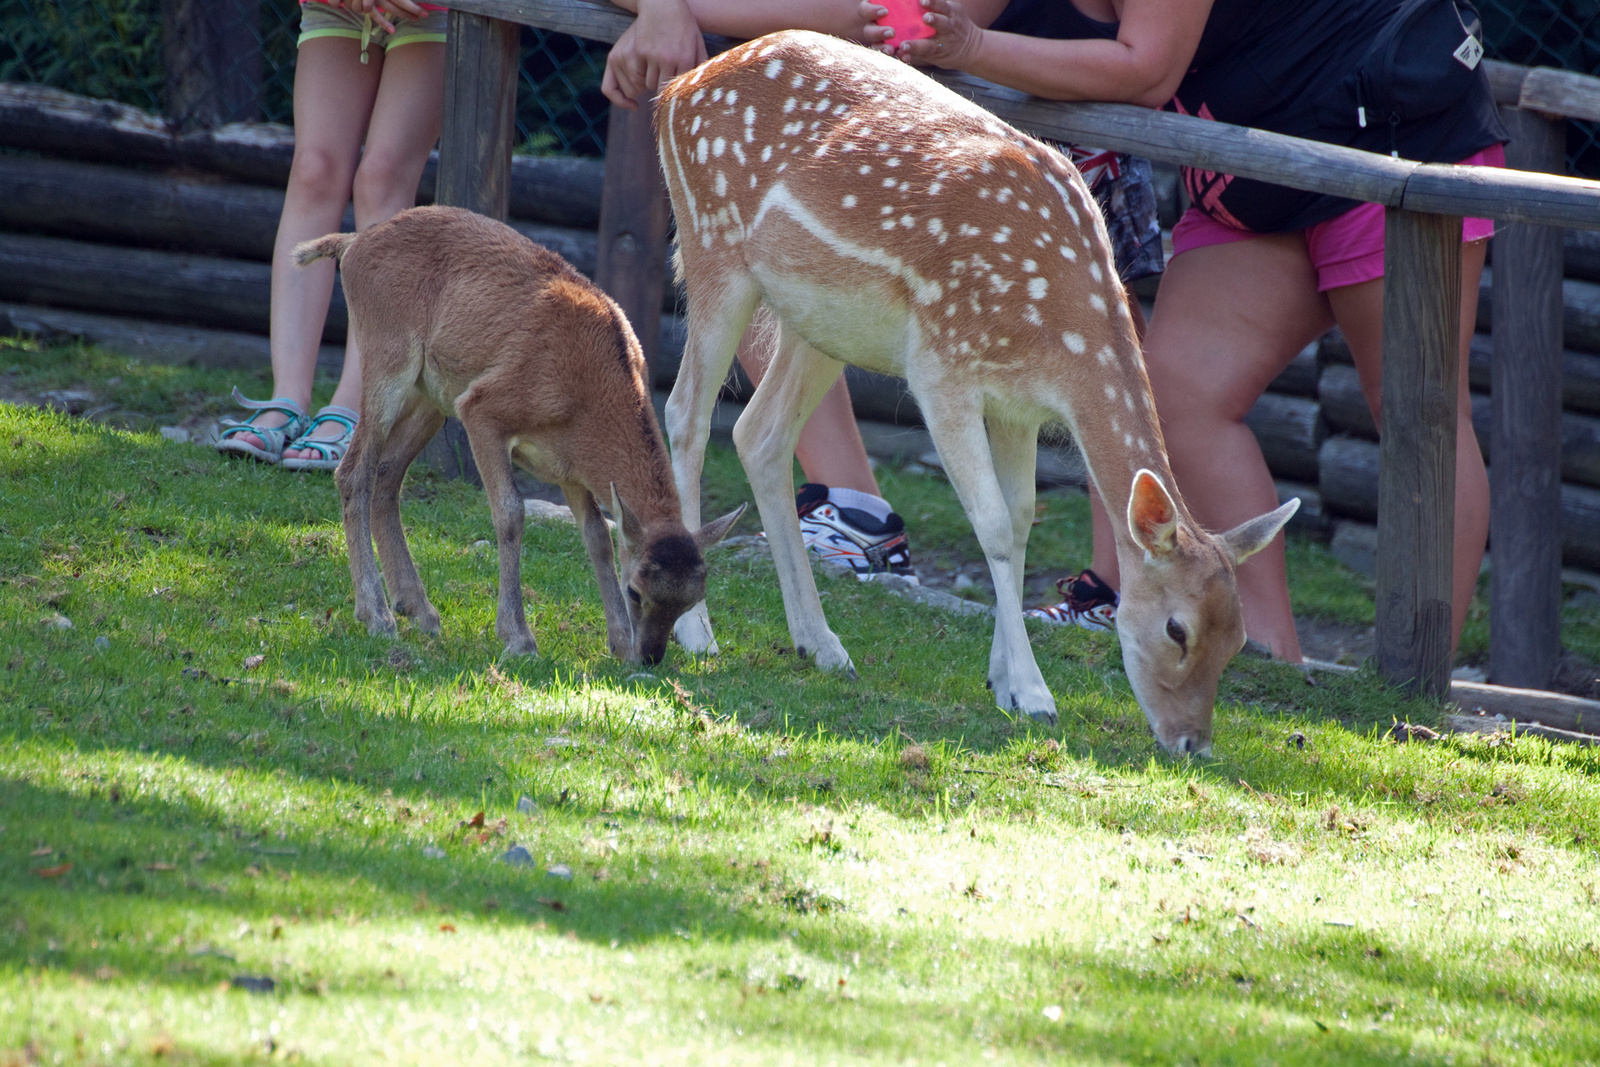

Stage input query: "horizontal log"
[
  {"left": 1244, "top": 391, "right": 1324, "bottom": 483},
  {"left": 1480, "top": 267, "right": 1600, "bottom": 354},
  {"left": 0, "top": 84, "right": 605, "bottom": 228},
  {"left": 1468, "top": 333, "right": 1600, "bottom": 416},
  {"left": 1318, "top": 434, "right": 1600, "bottom": 569},
  {"left": 1566, "top": 229, "right": 1600, "bottom": 285},
  {"left": 1519, "top": 66, "right": 1600, "bottom": 125},
  {"left": 1266, "top": 341, "right": 1321, "bottom": 398}
]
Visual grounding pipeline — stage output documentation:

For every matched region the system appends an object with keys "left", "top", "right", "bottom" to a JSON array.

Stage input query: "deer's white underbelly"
[{"left": 751, "top": 266, "right": 913, "bottom": 377}]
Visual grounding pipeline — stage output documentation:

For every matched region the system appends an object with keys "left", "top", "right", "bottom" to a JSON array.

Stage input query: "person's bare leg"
[
  {"left": 285, "top": 40, "right": 445, "bottom": 459},
  {"left": 1139, "top": 237, "right": 1336, "bottom": 661},
  {"left": 734, "top": 328, "right": 882, "bottom": 496},
  {"left": 233, "top": 38, "right": 383, "bottom": 452},
  {"left": 1326, "top": 239, "right": 1489, "bottom": 650}
]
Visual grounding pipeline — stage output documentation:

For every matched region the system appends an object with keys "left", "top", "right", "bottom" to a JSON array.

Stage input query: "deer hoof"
[
  {"left": 1025, "top": 708, "right": 1059, "bottom": 727},
  {"left": 360, "top": 611, "right": 398, "bottom": 638},
  {"left": 501, "top": 630, "right": 538, "bottom": 657}
]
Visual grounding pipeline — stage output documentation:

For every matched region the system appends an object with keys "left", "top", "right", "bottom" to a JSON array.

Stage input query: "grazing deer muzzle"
[
  {"left": 294, "top": 205, "right": 743, "bottom": 663},
  {"left": 655, "top": 31, "right": 1296, "bottom": 752}
]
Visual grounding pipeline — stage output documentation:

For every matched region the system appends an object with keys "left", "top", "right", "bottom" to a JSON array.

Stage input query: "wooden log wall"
[{"left": 6, "top": 84, "right": 1600, "bottom": 573}]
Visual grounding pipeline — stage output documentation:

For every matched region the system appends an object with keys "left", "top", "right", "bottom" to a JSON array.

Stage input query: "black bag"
[{"left": 1322, "top": 0, "right": 1488, "bottom": 151}]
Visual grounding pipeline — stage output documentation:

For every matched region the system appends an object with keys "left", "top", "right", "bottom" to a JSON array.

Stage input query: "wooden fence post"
[
  {"left": 161, "top": 0, "right": 262, "bottom": 132},
  {"left": 425, "top": 10, "right": 520, "bottom": 483},
  {"left": 1490, "top": 106, "right": 1568, "bottom": 689},
  {"left": 1376, "top": 209, "right": 1462, "bottom": 698},
  {"left": 594, "top": 102, "right": 671, "bottom": 378}
]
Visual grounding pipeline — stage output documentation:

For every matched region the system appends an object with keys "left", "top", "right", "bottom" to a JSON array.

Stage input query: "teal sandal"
[
  {"left": 280, "top": 405, "right": 360, "bottom": 472},
  {"left": 216, "top": 388, "right": 310, "bottom": 464}
]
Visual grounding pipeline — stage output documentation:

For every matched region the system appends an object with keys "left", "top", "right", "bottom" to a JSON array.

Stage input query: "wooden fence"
[{"left": 434, "top": 0, "right": 1600, "bottom": 701}]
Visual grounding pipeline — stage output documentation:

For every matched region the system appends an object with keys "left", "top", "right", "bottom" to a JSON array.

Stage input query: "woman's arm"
[{"left": 900, "top": 0, "right": 1214, "bottom": 109}]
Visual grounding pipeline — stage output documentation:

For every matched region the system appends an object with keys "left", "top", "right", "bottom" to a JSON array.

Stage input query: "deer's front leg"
[
  {"left": 459, "top": 414, "right": 537, "bottom": 657},
  {"left": 918, "top": 394, "right": 1055, "bottom": 723},
  {"left": 733, "top": 332, "right": 855, "bottom": 676},
  {"left": 664, "top": 278, "right": 762, "bottom": 654},
  {"left": 565, "top": 486, "right": 632, "bottom": 659},
  {"left": 335, "top": 417, "right": 397, "bottom": 639},
  {"left": 984, "top": 418, "right": 1041, "bottom": 698}
]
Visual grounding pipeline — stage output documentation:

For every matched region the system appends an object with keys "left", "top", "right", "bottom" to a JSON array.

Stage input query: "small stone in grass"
[
  {"left": 421, "top": 845, "right": 446, "bottom": 860},
  {"left": 546, "top": 863, "right": 573, "bottom": 880},
  {"left": 43, "top": 614, "right": 72, "bottom": 630},
  {"left": 230, "top": 975, "right": 275, "bottom": 995},
  {"left": 516, "top": 795, "right": 537, "bottom": 815},
  {"left": 501, "top": 845, "right": 534, "bottom": 867},
  {"left": 1041, "top": 1004, "right": 1064, "bottom": 1022},
  {"left": 94, "top": 636, "right": 109, "bottom": 649},
  {"left": 243, "top": 654, "right": 265, "bottom": 671}
]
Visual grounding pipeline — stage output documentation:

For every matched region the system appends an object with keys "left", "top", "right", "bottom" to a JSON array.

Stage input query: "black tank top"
[{"left": 990, "top": 0, "right": 1506, "bottom": 231}]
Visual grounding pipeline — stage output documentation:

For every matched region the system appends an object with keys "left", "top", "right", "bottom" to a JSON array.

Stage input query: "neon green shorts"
[{"left": 298, "top": 3, "right": 447, "bottom": 54}]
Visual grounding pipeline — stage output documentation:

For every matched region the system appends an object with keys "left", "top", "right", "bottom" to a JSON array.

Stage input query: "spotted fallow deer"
[
  {"left": 294, "top": 206, "right": 743, "bottom": 665},
  {"left": 655, "top": 31, "right": 1297, "bottom": 755}
]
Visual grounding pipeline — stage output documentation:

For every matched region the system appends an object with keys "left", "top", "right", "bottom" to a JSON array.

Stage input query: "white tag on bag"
[{"left": 1453, "top": 35, "right": 1484, "bottom": 70}]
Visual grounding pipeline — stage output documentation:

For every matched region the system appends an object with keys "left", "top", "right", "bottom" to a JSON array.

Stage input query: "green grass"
[{"left": 3, "top": 340, "right": 1600, "bottom": 1064}]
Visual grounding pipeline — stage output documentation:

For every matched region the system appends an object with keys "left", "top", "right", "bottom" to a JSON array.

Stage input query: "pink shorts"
[{"left": 1170, "top": 144, "right": 1505, "bottom": 292}]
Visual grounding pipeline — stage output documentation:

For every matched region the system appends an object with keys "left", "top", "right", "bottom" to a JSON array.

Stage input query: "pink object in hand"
[{"left": 875, "top": 0, "right": 935, "bottom": 43}]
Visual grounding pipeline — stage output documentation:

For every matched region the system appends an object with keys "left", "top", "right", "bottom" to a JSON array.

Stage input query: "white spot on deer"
[
  {"left": 996, "top": 187, "right": 1013, "bottom": 204},
  {"left": 815, "top": 77, "right": 831, "bottom": 91},
  {"left": 1125, "top": 392, "right": 1136, "bottom": 410},
  {"left": 1027, "top": 277, "right": 1048, "bottom": 301},
  {"left": 927, "top": 218, "right": 944, "bottom": 237},
  {"left": 833, "top": 104, "right": 850, "bottom": 116},
  {"left": 1040, "top": 206, "right": 1051, "bottom": 221},
  {"left": 928, "top": 181, "right": 943, "bottom": 196},
  {"left": 881, "top": 219, "right": 895, "bottom": 230},
  {"left": 764, "top": 58, "right": 784, "bottom": 79},
  {"left": 988, "top": 274, "right": 1013, "bottom": 294},
  {"left": 880, "top": 205, "right": 894, "bottom": 215},
  {"left": 842, "top": 194, "right": 858, "bottom": 208},
  {"left": 715, "top": 171, "right": 727, "bottom": 197},
  {"left": 885, "top": 157, "right": 901, "bottom": 167},
  {"left": 945, "top": 305, "right": 956, "bottom": 317},
  {"left": 992, "top": 227, "right": 1011, "bottom": 244},
  {"left": 1059, "top": 244, "right": 1077, "bottom": 262},
  {"left": 782, "top": 121, "right": 804, "bottom": 136},
  {"left": 696, "top": 138, "right": 709, "bottom": 164},
  {"left": 711, "top": 88, "right": 723, "bottom": 103},
  {"left": 1024, "top": 305, "right": 1042, "bottom": 326},
  {"left": 761, "top": 145, "right": 774, "bottom": 162},
  {"left": 979, "top": 188, "right": 991, "bottom": 200},
  {"left": 859, "top": 164, "right": 872, "bottom": 175},
  {"left": 1088, "top": 293, "right": 1108, "bottom": 314},
  {"left": 1124, "top": 433, "right": 1134, "bottom": 448},
  {"left": 1089, "top": 261, "right": 1103, "bottom": 283},
  {"left": 959, "top": 223, "right": 981, "bottom": 238},
  {"left": 816, "top": 97, "right": 831, "bottom": 112},
  {"left": 1062, "top": 331, "right": 1086, "bottom": 354},
  {"left": 726, "top": 89, "right": 738, "bottom": 105},
  {"left": 1138, "top": 438, "right": 1150, "bottom": 453},
  {"left": 882, "top": 177, "right": 897, "bottom": 189},
  {"left": 900, "top": 215, "right": 915, "bottom": 228},
  {"left": 783, "top": 97, "right": 797, "bottom": 114},
  {"left": 1104, "top": 385, "right": 1118, "bottom": 401},
  {"left": 791, "top": 74, "right": 805, "bottom": 88},
  {"left": 690, "top": 115, "right": 702, "bottom": 135},
  {"left": 1022, "top": 259, "right": 1037, "bottom": 273},
  {"left": 1096, "top": 345, "right": 1115, "bottom": 365},
  {"left": 749, "top": 173, "right": 759, "bottom": 189},
  {"left": 712, "top": 137, "right": 726, "bottom": 158},
  {"left": 690, "top": 89, "right": 706, "bottom": 105},
  {"left": 732, "top": 142, "right": 746, "bottom": 166}
]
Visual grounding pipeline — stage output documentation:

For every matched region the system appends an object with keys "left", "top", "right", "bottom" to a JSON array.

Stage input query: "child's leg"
[
  {"left": 234, "top": 38, "right": 383, "bottom": 451},
  {"left": 285, "top": 39, "right": 445, "bottom": 457}
]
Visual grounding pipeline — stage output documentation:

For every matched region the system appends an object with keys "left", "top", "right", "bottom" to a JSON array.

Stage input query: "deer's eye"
[
  {"left": 1165, "top": 617, "right": 1187, "bottom": 651},
  {"left": 627, "top": 587, "right": 642, "bottom": 604}
]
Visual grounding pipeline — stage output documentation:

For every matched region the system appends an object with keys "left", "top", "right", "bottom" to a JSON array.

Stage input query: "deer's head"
[
  {"left": 1113, "top": 471, "right": 1299, "bottom": 757},
  {"left": 612, "top": 488, "right": 745, "bottom": 665}
]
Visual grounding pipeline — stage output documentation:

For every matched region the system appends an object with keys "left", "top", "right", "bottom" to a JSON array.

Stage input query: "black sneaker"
[
  {"left": 795, "top": 483, "right": 917, "bottom": 583},
  {"left": 1025, "top": 568, "right": 1117, "bottom": 632}
]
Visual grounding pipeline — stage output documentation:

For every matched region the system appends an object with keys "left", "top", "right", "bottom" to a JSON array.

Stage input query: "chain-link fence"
[{"left": 0, "top": 0, "right": 1596, "bottom": 169}]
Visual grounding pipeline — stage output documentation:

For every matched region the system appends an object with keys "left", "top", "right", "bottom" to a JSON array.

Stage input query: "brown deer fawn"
[
  {"left": 294, "top": 206, "right": 743, "bottom": 664},
  {"left": 656, "top": 31, "right": 1296, "bottom": 755}
]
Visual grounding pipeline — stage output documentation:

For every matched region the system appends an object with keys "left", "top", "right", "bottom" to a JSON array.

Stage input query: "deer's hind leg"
[
  {"left": 664, "top": 270, "right": 762, "bottom": 654},
  {"left": 563, "top": 485, "right": 632, "bottom": 659},
  {"left": 732, "top": 326, "right": 854, "bottom": 675},
  {"left": 914, "top": 388, "right": 1056, "bottom": 723},
  {"left": 984, "top": 416, "right": 1041, "bottom": 700},
  {"left": 369, "top": 397, "right": 447, "bottom": 634},
  {"left": 336, "top": 336, "right": 425, "bottom": 639}
]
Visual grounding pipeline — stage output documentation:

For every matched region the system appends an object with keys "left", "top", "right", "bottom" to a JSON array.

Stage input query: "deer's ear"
[
  {"left": 610, "top": 483, "right": 647, "bottom": 551},
  {"left": 1126, "top": 469, "right": 1178, "bottom": 557},
  {"left": 1220, "top": 497, "right": 1300, "bottom": 564},
  {"left": 693, "top": 503, "right": 746, "bottom": 551}
]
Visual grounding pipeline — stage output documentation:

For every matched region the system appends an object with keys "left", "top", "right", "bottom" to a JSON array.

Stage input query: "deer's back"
[{"left": 658, "top": 31, "right": 1136, "bottom": 399}]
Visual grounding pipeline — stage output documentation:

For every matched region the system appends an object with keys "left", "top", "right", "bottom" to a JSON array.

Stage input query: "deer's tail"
[{"left": 292, "top": 232, "right": 359, "bottom": 268}]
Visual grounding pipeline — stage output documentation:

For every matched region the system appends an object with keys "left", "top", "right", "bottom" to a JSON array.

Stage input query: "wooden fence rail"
[{"left": 443, "top": 0, "right": 1600, "bottom": 699}]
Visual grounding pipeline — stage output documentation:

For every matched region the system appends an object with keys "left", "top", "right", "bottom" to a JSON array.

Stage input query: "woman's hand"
[
  {"left": 342, "top": 0, "right": 426, "bottom": 35},
  {"left": 854, "top": 2, "right": 897, "bottom": 50},
  {"left": 602, "top": 0, "right": 709, "bottom": 108},
  {"left": 892, "top": 0, "right": 984, "bottom": 68}
]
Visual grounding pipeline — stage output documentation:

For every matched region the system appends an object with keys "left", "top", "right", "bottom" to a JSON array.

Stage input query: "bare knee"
[{"left": 288, "top": 147, "right": 356, "bottom": 207}]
